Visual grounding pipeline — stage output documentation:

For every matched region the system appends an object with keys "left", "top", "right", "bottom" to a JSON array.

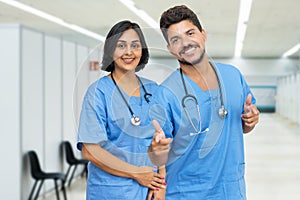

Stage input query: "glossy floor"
[{"left": 42, "top": 113, "right": 300, "bottom": 200}]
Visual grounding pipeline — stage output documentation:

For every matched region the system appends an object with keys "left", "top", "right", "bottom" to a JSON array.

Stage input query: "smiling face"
[
  {"left": 112, "top": 28, "right": 142, "bottom": 73},
  {"left": 166, "top": 20, "right": 207, "bottom": 66}
]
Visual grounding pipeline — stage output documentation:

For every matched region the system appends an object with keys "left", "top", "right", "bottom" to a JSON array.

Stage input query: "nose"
[
  {"left": 181, "top": 35, "right": 191, "bottom": 46},
  {"left": 125, "top": 45, "right": 133, "bottom": 55}
]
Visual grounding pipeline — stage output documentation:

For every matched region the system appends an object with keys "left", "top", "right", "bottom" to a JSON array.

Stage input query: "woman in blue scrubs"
[{"left": 77, "top": 20, "right": 166, "bottom": 200}]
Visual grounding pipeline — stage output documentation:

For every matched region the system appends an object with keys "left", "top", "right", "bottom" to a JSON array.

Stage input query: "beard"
[{"left": 178, "top": 46, "right": 206, "bottom": 66}]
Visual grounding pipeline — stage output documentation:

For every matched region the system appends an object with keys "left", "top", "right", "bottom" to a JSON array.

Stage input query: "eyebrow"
[
  {"left": 117, "top": 39, "right": 140, "bottom": 43},
  {"left": 185, "top": 28, "right": 196, "bottom": 34},
  {"left": 169, "top": 28, "right": 196, "bottom": 41}
]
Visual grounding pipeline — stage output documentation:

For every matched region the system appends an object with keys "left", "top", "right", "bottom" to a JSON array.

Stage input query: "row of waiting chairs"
[{"left": 27, "top": 141, "right": 88, "bottom": 200}]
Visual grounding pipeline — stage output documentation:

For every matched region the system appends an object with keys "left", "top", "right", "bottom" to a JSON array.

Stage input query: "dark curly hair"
[
  {"left": 101, "top": 20, "right": 149, "bottom": 72},
  {"left": 160, "top": 5, "right": 203, "bottom": 43}
]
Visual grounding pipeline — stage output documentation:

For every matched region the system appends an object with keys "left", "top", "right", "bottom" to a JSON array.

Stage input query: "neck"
[
  {"left": 111, "top": 69, "right": 140, "bottom": 97},
  {"left": 180, "top": 56, "right": 210, "bottom": 76},
  {"left": 179, "top": 58, "right": 218, "bottom": 90},
  {"left": 111, "top": 69, "right": 136, "bottom": 83}
]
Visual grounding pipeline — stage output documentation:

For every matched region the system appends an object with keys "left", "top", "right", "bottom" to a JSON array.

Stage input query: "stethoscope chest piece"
[
  {"left": 218, "top": 106, "right": 227, "bottom": 119},
  {"left": 111, "top": 72, "right": 151, "bottom": 127},
  {"left": 131, "top": 115, "right": 141, "bottom": 126}
]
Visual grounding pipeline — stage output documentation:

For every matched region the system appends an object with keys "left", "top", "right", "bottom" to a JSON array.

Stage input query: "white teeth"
[
  {"left": 184, "top": 47, "right": 196, "bottom": 54},
  {"left": 123, "top": 58, "right": 134, "bottom": 63}
]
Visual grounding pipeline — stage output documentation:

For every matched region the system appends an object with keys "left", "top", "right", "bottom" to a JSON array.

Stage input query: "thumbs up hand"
[
  {"left": 241, "top": 94, "right": 260, "bottom": 133},
  {"left": 148, "top": 120, "right": 172, "bottom": 166}
]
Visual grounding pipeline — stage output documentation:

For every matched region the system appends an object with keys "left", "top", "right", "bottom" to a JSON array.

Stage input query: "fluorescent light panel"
[
  {"left": 118, "top": 0, "right": 159, "bottom": 30},
  {"left": 0, "top": 0, "right": 105, "bottom": 41},
  {"left": 282, "top": 43, "right": 300, "bottom": 57},
  {"left": 234, "top": 0, "right": 253, "bottom": 57}
]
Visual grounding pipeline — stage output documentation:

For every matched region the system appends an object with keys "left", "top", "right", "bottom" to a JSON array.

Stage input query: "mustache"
[{"left": 179, "top": 44, "right": 200, "bottom": 55}]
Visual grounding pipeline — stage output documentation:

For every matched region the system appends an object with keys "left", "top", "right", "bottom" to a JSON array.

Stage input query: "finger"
[
  {"left": 243, "top": 116, "right": 258, "bottom": 126},
  {"left": 147, "top": 190, "right": 154, "bottom": 200},
  {"left": 152, "top": 120, "right": 163, "bottom": 133},
  {"left": 150, "top": 139, "right": 171, "bottom": 152},
  {"left": 159, "top": 138, "right": 172, "bottom": 145},
  {"left": 151, "top": 180, "right": 166, "bottom": 189},
  {"left": 147, "top": 184, "right": 157, "bottom": 190},
  {"left": 152, "top": 120, "right": 166, "bottom": 143},
  {"left": 250, "top": 104, "right": 260, "bottom": 115},
  {"left": 244, "top": 121, "right": 256, "bottom": 128},
  {"left": 241, "top": 111, "right": 252, "bottom": 119},
  {"left": 152, "top": 173, "right": 164, "bottom": 180},
  {"left": 155, "top": 133, "right": 164, "bottom": 143}
]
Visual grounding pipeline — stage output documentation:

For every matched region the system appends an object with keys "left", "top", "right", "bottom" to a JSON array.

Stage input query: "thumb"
[
  {"left": 245, "top": 94, "right": 252, "bottom": 106},
  {"left": 244, "top": 94, "right": 252, "bottom": 113},
  {"left": 152, "top": 120, "right": 165, "bottom": 143}
]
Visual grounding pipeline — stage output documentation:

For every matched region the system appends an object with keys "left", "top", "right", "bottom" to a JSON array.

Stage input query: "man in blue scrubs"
[{"left": 148, "top": 5, "right": 260, "bottom": 199}]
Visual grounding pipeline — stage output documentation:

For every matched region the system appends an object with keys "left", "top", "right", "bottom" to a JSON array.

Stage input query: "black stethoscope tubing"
[
  {"left": 111, "top": 73, "right": 152, "bottom": 126},
  {"left": 180, "top": 63, "right": 227, "bottom": 122}
]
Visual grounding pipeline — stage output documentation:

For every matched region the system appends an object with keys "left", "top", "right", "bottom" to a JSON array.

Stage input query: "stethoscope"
[
  {"left": 180, "top": 63, "right": 227, "bottom": 136},
  {"left": 111, "top": 73, "right": 152, "bottom": 126}
]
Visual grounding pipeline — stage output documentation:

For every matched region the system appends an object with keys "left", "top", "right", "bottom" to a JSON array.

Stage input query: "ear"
[
  {"left": 202, "top": 29, "right": 207, "bottom": 41},
  {"left": 167, "top": 44, "right": 177, "bottom": 57}
]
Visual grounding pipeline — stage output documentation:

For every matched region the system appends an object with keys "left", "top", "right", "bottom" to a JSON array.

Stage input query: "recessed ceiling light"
[
  {"left": 234, "top": 0, "right": 253, "bottom": 57},
  {"left": 282, "top": 43, "right": 300, "bottom": 58},
  {"left": 118, "top": 0, "right": 159, "bottom": 30},
  {"left": 0, "top": 0, "right": 105, "bottom": 41}
]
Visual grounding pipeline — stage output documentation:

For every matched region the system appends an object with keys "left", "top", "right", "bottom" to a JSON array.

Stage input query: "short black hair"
[
  {"left": 160, "top": 5, "right": 203, "bottom": 43},
  {"left": 101, "top": 20, "right": 149, "bottom": 72}
]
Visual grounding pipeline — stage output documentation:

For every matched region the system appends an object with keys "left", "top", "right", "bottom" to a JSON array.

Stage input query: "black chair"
[
  {"left": 62, "top": 141, "right": 88, "bottom": 187},
  {"left": 27, "top": 151, "right": 67, "bottom": 200}
]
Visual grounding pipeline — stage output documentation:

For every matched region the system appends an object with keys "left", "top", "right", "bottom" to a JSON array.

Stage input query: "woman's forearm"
[{"left": 82, "top": 143, "right": 143, "bottom": 178}]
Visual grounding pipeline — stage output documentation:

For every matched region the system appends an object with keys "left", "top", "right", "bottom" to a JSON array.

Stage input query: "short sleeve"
[
  {"left": 77, "top": 82, "right": 108, "bottom": 150},
  {"left": 239, "top": 71, "right": 256, "bottom": 107},
  {"left": 150, "top": 85, "right": 175, "bottom": 139}
]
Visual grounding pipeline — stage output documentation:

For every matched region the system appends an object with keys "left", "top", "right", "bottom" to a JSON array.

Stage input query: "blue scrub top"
[
  {"left": 77, "top": 76, "right": 158, "bottom": 200},
  {"left": 152, "top": 62, "right": 255, "bottom": 200}
]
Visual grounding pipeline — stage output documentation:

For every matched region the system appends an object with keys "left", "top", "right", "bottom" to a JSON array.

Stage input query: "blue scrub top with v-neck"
[
  {"left": 152, "top": 62, "right": 255, "bottom": 200},
  {"left": 77, "top": 75, "right": 158, "bottom": 200}
]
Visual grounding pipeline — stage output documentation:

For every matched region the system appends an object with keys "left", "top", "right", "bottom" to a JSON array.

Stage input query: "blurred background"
[{"left": 0, "top": 0, "right": 299, "bottom": 199}]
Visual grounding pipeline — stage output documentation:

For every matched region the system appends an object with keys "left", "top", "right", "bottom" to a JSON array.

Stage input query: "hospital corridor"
[
  {"left": 37, "top": 113, "right": 300, "bottom": 200},
  {"left": 40, "top": 113, "right": 300, "bottom": 200},
  {"left": 1, "top": 0, "right": 300, "bottom": 200}
]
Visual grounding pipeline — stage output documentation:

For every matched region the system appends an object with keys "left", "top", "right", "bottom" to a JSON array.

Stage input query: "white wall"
[
  {"left": 276, "top": 72, "right": 300, "bottom": 124},
  {"left": 44, "top": 35, "right": 63, "bottom": 191},
  {"left": 62, "top": 41, "right": 77, "bottom": 144},
  {"left": 0, "top": 24, "right": 92, "bottom": 200},
  {"left": 21, "top": 28, "right": 44, "bottom": 198},
  {"left": 0, "top": 24, "right": 21, "bottom": 200}
]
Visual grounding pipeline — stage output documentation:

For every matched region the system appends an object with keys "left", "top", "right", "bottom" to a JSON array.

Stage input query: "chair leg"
[
  {"left": 80, "top": 164, "right": 87, "bottom": 177},
  {"left": 64, "top": 165, "right": 72, "bottom": 186},
  {"left": 61, "top": 180, "right": 67, "bottom": 200},
  {"left": 54, "top": 179, "right": 60, "bottom": 200},
  {"left": 28, "top": 180, "right": 38, "bottom": 200},
  {"left": 68, "top": 165, "right": 77, "bottom": 187},
  {"left": 34, "top": 180, "right": 44, "bottom": 200}
]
